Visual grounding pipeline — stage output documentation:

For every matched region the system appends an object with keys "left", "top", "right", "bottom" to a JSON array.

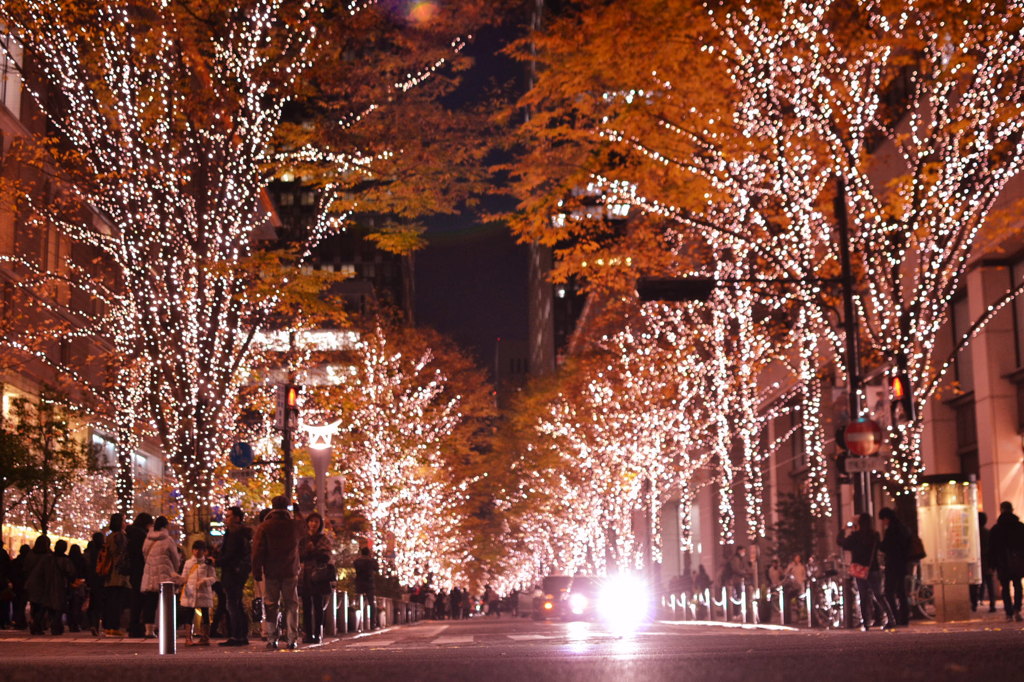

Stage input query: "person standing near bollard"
[
  {"left": 252, "top": 496, "right": 303, "bottom": 650},
  {"left": 125, "top": 513, "right": 153, "bottom": 638},
  {"left": 218, "top": 506, "right": 253, "bottom": 647},
  {"left": 180, "top": 540, "right": 216, "bottom": 645},
  {"left": 988, "top": 501, "right": 1024, "bottom": 622},
  {"left": 353, "top": 547, "right": 378, "bottom": 629},
  {"left": 878, "top": 508, "right": 911, "bottom": 626},
  {"left": 140, "top": 516, "right": 179, "bottom": 639},
  {"left": 840, "top": 513, "right": 896, "bottom": 631},
  {"left": 298, "top": 512, "right": 333, "bottom": 643},
  {"left": 101, "top": 513, "right": 131, "bottom": 637}
]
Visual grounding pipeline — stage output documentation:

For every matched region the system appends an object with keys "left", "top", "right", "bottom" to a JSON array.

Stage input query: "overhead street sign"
[
  {"left": 229, "top": 442, "right": 254, "bottom": 468},
  {"left": 844, "top": 456, "right": 885, "bottom": 474},
  {"left": 845, "top": 419, "right": 883, "bottom": 456}
]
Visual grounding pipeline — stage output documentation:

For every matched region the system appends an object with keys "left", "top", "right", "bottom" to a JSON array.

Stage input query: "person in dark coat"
[
  {"left": 252, "top": 496, "right": 303, "bottom": 649},
  {"left": 103, "top": 513, "right": 131, "bottom": 636},
  {"left": 25, "top": 535, "right": 73, "bottom": 635},
  {"left": 972, "top": 512, "right": 998, "bottom": 613},
  {"left": 988, "top": 501, "right": 1024, "bottom": 621},
  {"left": 67, "top": 545, "right": 87, "bottom": 632},
  {"left": 298, "top": 512, "right": 333, "bottom": 644},
  {"left": 449, "top": 586, "right": 462, "bottom": 620},
  {"left": 878, "top": 507, "right": 911, "bottom": 626},
  {"left": 125, "top": 512, "right": 153, "bottom": 637},
  {"left": 839, "top": 513, "right": 896, "bottom": 630},
  {"left": 0, "top": 541, "right": 11, "bottom": 629},
  {"left": 82, "top": 532, "right": 105, "bottom": 635},
  {"left": 10, "top": 544, "right": 30, "bottom": 629},
  {"left": 218, "top": 506, "right": 252, "bottom": 647},
  {"left": 353, "top": 547, "right": 379, "bottom": 629}
]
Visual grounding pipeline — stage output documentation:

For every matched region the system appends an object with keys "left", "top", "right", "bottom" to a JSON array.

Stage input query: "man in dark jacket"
[
  {"left": 972, "top": 512, "right": 998, "bottom": 612},
  {"left": 353, "top": 547, "right": 379, "bottom": 629},
  {"left": 218, "top": 506, "right": 253, "bottom": 647},
  {"left": 988, "top": 501, "right": 1024, "bottom": 621},
  {"left": 125, "top": 512, "right": 153, "bottom": 637},
  {"left": 878, "top": 507, "right": 911, "bottom": 626},
  {"left": 252, "top": 496, "right": 302, "bottom": 649}
]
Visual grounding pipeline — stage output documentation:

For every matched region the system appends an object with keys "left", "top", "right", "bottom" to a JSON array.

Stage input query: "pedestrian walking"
[
  {"left": 101, "top": 513, "right": 131, "bottom": 636},
  {"left": 218, "top": 506, "right": 252, "bottom": 647},
  {"left": 353, "top": 546, "right": 379, "bottom": 629},
  {"left": 125, "top": 512, "right": 153, "bottom": 637},
  {"left": 878, "top": 507, "right": 911, "bottom": 626},
  {"left": 82, "top": 533, "right": 105, "bottom": 635},
  {"left": 298, "top": 511, "right": 333, "bottom": 644},
  {"left": 180, "top": 540, "right": 216, "bottom": 645},
  {"left": 424, "top": 590, "right": 436, "bottom": 619},
  {"left": 988, "top": 501, "right": 1024, "bottom": 621},
  {"left": 140, "top": 516, "right": 179, "bottom": 639},
  {"left": 972, "top": 511, "right": 998, "bottom": 613},
  {"left": 839, "top": 513, "right": 896, "bottom": 631},
  {"left": 252, "top": 495, "right": 303, "bottom": 649}
]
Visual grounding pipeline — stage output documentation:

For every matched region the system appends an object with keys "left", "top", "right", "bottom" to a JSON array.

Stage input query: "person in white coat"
[
  {"left": 140, "top": 516, "right": 179, "bottom": 638},
  {"left": 180, "top": 540, "right": 216, "bottom": 645}
]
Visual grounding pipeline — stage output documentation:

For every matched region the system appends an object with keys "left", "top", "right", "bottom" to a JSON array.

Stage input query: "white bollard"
[{"left": 159, "top": 581, "right": 176, "bottom": 655}]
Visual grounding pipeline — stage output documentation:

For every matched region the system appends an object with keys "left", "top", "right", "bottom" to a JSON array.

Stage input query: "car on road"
[
  {"left": 534, "top": 575, "right": 573, "bottom": 619},
  {"left": 562, "top": 576, "right": 604, "bottom": 621}
]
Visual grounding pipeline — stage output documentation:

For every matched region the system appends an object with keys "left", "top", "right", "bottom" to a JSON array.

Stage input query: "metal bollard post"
[
  {"left": 325, "top": 591, "right": 337, "bottom": 637},
  {"left": 159, "top": 581, "right": 176, "bottom": 655}
]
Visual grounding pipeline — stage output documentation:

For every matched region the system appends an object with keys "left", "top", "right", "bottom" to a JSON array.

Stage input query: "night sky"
[{"left": 413, "top": 23, "right": 530, "bottom": 374}]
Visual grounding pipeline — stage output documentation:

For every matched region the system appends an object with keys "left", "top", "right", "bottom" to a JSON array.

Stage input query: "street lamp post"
[{"left": 304, "top": 420, "right": 342, "bottom": 519}]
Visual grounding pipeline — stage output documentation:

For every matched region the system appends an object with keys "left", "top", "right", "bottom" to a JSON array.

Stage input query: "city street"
[{"left": 3, "top": 615, "right": 1024, "bottom": 682}]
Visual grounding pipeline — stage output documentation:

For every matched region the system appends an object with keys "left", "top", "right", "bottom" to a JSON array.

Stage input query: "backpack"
[
  {"left": 908, "top": 535, "right": 927, "bottom": 562},
  {"left": 95, "top": 546, "right": 112, "bottom": 577}
]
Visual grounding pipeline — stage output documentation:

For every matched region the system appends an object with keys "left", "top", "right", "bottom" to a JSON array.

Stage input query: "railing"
[
  {"left": 333, "top": 592, "right": 426, "bottom": 634},
  {"left": 660, "top": 579, "right": 840, "bottom": 629}
]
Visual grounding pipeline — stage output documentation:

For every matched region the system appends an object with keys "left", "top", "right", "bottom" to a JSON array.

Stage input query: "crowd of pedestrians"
[{"left": 0, "top": 494, "right": 382, "bottom": 647}]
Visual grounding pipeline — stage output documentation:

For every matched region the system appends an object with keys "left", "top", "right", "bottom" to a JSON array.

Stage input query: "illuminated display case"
[{"left": 917, "top": 474, "right": 981, "bottom": 621}]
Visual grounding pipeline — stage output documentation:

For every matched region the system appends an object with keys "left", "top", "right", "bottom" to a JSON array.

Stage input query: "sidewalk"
[{"left": 660, "top": 603, "right": 1024, "bottom": 633}]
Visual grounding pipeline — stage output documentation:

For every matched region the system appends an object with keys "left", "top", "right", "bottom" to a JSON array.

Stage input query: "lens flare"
[{"left": 408, "top": 1, "right": 439, "bottom": 24}]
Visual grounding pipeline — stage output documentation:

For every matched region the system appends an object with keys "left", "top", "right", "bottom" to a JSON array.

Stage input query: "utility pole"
[{"left": 835, "top": 178, "right": 873, "bottom": 518}]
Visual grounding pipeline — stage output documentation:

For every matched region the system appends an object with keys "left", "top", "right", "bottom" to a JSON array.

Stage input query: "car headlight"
[
  {"left": 597, "top": 574, "right": 650, "bottom": 631},
  {"left": 543, "top": 600, "right": 554, "bottom": 611},
  {"left": 568, "top": 593, "right": 589, "bottom": 615}
]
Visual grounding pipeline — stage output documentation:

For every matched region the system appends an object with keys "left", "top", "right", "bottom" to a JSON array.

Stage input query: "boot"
[
  {"left": 197, "top": 622, "right": 211, "bottom": 646},
  {"left": 185, "top": 624, "right": 194, "bottom": 646},
  {"left": 144, "top": 623, "right": 155, "bottom": 639}
]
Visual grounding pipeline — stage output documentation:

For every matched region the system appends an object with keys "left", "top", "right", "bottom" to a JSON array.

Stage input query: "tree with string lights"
[
  {"left": 0, "top": 0, "right": 493, "bottom": 538},
  {"left": 510, "top": 0, "right": 1024, "bottom": 507}
]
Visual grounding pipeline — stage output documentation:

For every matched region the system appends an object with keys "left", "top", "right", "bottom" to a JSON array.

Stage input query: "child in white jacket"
[{"left": 180, "top": 540, "right": 216, "bottom": 645}]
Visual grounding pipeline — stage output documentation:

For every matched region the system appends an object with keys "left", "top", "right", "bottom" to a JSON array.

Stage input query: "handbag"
[
  {"left": 849, "top": 535, "right": 878, "bottom": 580},
  {"left": 849, "top": 563, "right": 870, "bottom": 580},
  {"left": 310, "top": 562, "right": 336, "bottom": 587}
]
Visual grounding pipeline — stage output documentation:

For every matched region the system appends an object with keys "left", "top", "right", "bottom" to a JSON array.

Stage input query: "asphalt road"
[{"left": 2, "top": 615, "right": 1024, "bottom": 682}]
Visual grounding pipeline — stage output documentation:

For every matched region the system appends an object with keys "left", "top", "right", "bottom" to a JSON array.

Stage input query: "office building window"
[
  {"left": 0, "top": 34, "right": 21, "bottom": 118},
  {"left": 951, "top": 293, "right": 974, "bottom": 394}
]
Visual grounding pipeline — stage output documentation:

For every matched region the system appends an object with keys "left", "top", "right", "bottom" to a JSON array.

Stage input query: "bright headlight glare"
[
  {"left": 568, "top": 593, "right": 589, "bottom": 615},
  {"left": 597, "top": 574, "right": 650, "bottom": 630}
]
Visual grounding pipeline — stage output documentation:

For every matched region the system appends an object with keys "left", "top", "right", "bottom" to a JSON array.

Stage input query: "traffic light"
[
  {"left": 275, "top": 384, "right": 300, "bottom": 430},
  {"left": 889, "top": 373, "right": 915, "bottom": 424}
]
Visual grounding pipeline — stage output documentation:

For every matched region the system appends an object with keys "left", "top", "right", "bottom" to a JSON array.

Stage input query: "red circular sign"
[{"left": 845, "top": 419, "right": 883, "bottom": 456}]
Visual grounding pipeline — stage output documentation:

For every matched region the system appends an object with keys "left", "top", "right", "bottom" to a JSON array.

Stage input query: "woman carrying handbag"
[{"left": 839, "top": 513, "right": 897, "bottom": 631}]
